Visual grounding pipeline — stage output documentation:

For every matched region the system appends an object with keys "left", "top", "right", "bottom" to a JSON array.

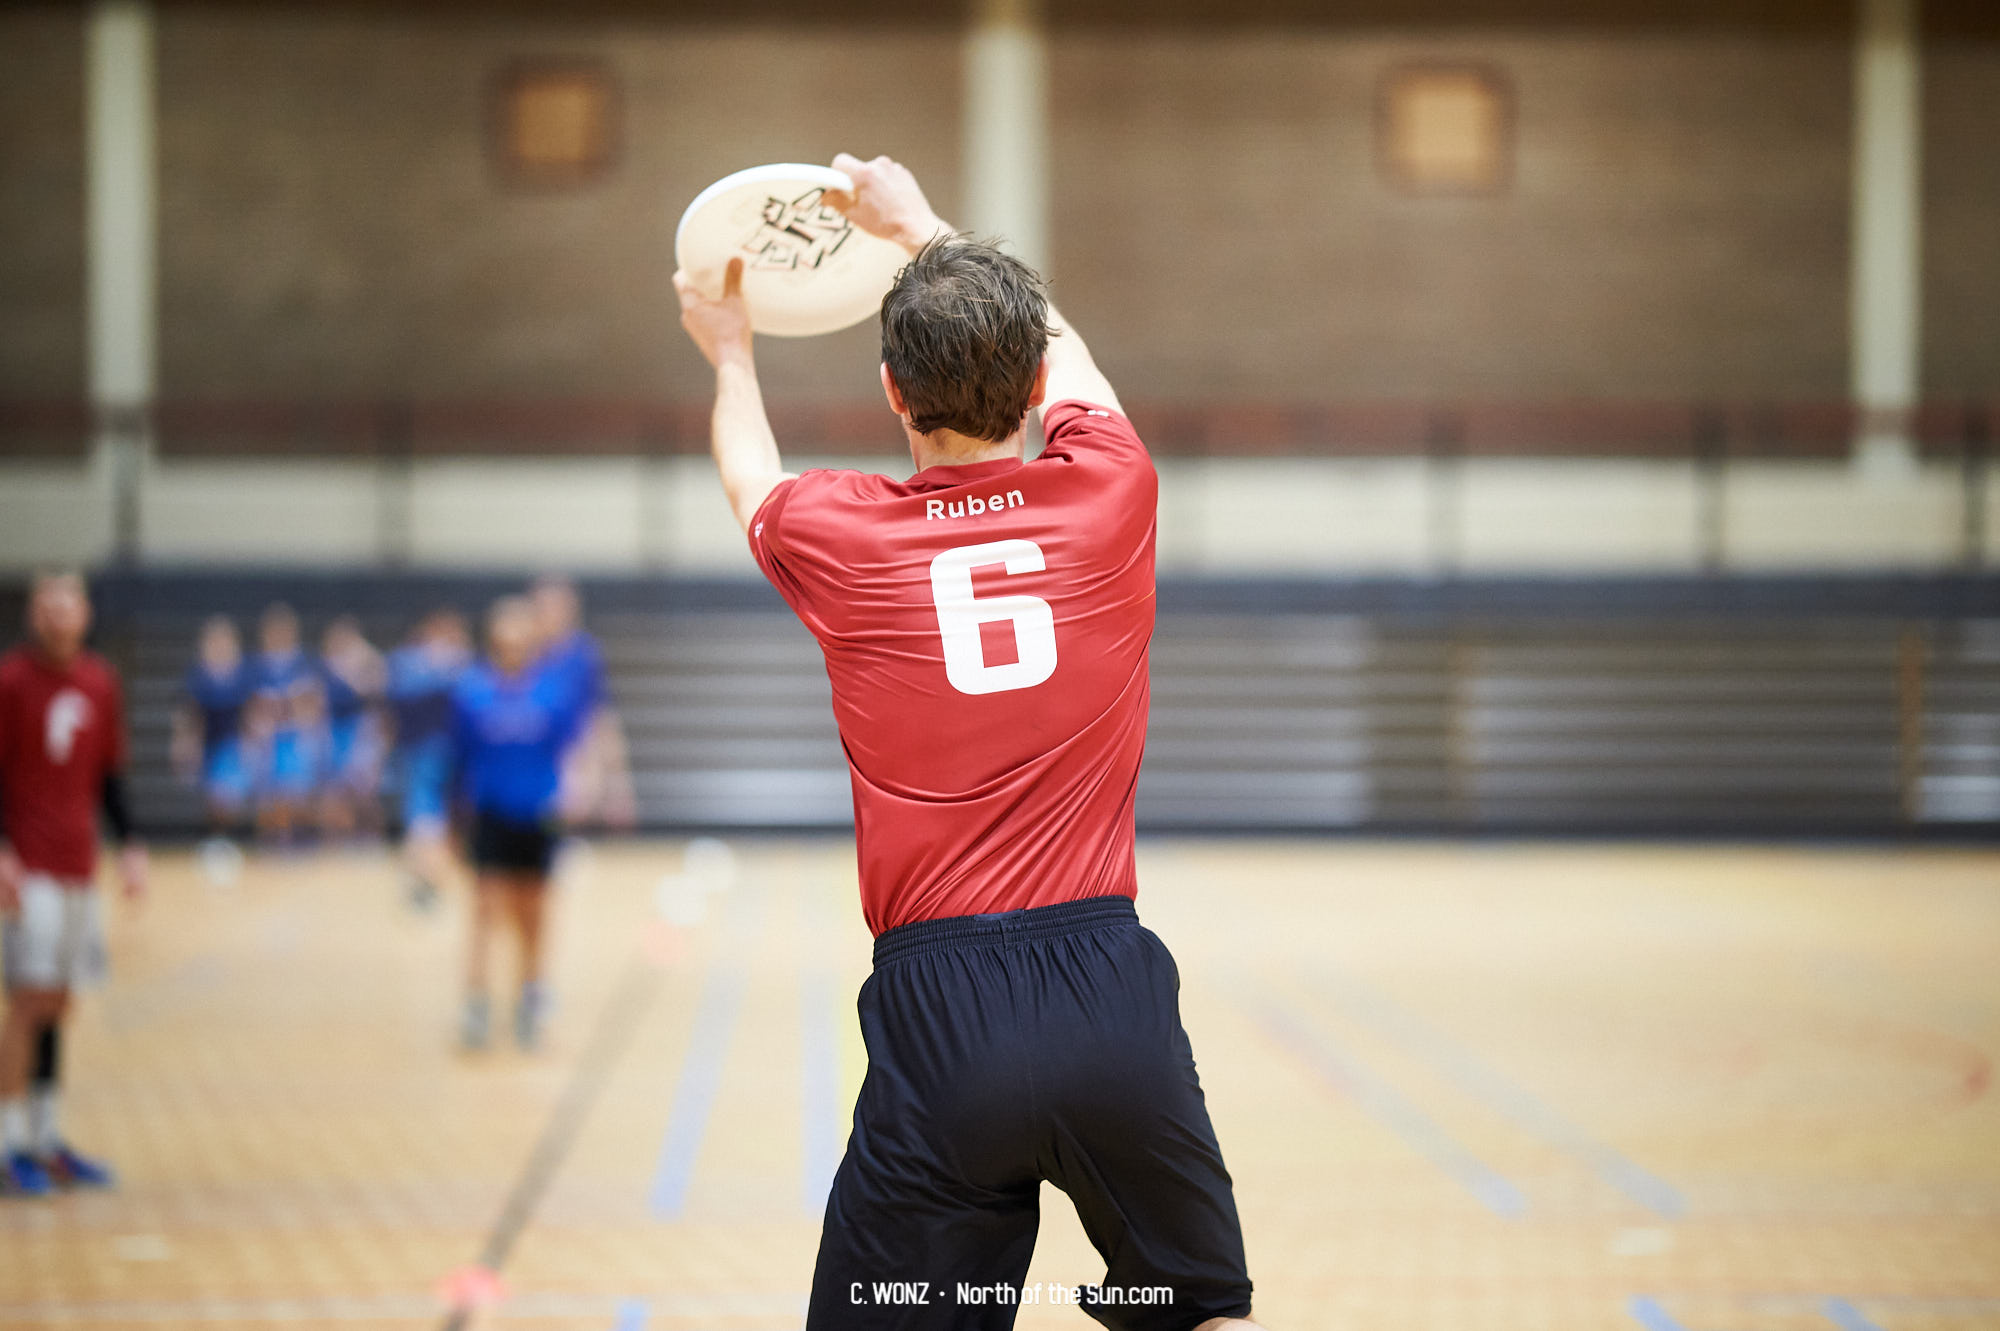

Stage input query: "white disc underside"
[{"left": 675, "top": 163, "right": 910, "bottom": 338}]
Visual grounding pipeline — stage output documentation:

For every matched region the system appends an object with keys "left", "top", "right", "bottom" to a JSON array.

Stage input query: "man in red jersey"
[
  {"left": 674, "top": 156, "right": 1260, "bottom": 1331},
  {"left": 0, "top": 571, "right": 146, "bottom": 1197}
]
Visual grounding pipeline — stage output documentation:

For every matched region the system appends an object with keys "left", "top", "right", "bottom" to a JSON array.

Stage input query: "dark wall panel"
[{"left": 0, "top": 6, "right": 86, "bottom": 406}]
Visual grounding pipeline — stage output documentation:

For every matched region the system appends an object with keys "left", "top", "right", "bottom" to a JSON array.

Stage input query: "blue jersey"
[
  {"left": 539, "top": 630, "right": 607, "bottom": 714},
  {"left": 252, "top": 648, "right": 315, "bottom": 701},
  {"left": 451, "top": 663, "right": 589, "bottom": 823},
  {"left": 387, "top": 644, "right": 464, "bottom": 745},
  {"left": 321, "top": 662, "right": 367, "bottom": 724},
  {"left": 185, "top": 661, "right": 250, "bottom": 754}
]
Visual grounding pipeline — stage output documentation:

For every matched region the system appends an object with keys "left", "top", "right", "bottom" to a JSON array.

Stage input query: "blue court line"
[
  {"left": 1821, "top": 1298, "right": 1889, "bottom": 1331},
  {"left": 1253, "top": 991, "right": 1527, "bottom": 1218},
  {"left": 1312, "top": 969, "right": 1685, "bottom": 1219},
  {"left": 798, "top": 881, "right": 844, "bottom": 1214},
  {"left": 1627, "top": 1296, "right": 1691, "bottom": 1331},
  {"left": 611, "top": 1297, "right": 648, "bottom": 1331},
  {"left": 648, "top": 887, "right": 761, "bottom": 1219}
]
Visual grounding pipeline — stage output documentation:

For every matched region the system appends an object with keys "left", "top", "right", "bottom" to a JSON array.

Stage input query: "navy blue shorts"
[
  {"left": 807, "top": 896, "right": 1252, "bottom": 1331},
  {"left": 468, "top": 810, "right": 558, "bottom": 877}
]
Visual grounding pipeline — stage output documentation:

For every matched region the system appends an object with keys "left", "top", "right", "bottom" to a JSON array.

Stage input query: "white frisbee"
[{"left": 675, "top": 162, "right": 909, "bottom": 338}]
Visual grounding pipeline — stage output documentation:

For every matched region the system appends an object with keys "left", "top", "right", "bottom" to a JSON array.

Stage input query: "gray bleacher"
[{"left": 89, "top": 574, "right": 2000, "bottom": 836}]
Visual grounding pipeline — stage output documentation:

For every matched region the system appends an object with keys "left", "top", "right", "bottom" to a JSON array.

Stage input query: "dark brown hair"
[{"left": 880, "top": 235, "right": 1052, "bottom": 443}]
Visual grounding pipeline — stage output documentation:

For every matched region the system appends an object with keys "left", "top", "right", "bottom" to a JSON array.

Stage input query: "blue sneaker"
[
  {"left": 3, "top": 1151, "right": 53, "bottom": 1198},
  {"left": 42, "top": 1144, "right": 115, "bottom": 1189}
]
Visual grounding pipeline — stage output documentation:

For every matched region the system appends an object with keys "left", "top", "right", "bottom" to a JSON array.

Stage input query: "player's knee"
[{"left": 10, "top": 989, "right": 69, "bottom": 1023}]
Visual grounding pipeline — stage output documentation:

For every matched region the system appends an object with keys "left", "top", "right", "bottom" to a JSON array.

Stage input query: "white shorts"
[{"left": 2, "top": 875, "right": 108, "bottom": 993}]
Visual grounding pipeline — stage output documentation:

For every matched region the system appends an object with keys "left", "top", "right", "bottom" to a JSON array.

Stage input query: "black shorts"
[
  {"left": 468, "top": 810, "right": 558, "bottom": 877},
  {"left": 807, "top": 895, "right": 1252, "bottom": 1331}
]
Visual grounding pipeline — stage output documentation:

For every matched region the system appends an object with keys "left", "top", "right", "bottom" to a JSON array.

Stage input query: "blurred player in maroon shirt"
[
  {"left": 0, "top": 571, "right": 147, "bottom": 1197},
  {"left": 674, "top": 158, "right": 1260, "bottom": 1330}
]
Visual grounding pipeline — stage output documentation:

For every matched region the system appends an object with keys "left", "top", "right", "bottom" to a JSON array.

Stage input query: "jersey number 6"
[{"left": 929, "top": 540, "right": 1058, "bottom": 696}]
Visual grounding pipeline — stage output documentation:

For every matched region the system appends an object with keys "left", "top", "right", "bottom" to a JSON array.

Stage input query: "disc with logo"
[{"left": 675, "top": 163, "right": 910, "bottom": 338}]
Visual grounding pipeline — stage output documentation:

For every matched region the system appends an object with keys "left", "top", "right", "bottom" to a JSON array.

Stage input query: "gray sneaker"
[
  {"left": 459, "top": 995, "right": 491, "bottom": 1051},
  {"left": 514, "top": 983, "right": 548, "bottom": 1051}
]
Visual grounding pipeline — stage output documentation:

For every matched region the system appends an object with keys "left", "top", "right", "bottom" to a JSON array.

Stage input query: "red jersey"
[
  {"left": 0, "top": 647, "right": 127, "bottom": 882},
  {"left": 751, "top": 399, "right": 1156, "bottom": 934}
]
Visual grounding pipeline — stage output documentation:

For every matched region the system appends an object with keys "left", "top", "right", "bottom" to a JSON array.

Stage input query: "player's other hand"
[
  {"left": 0, "top": 845, "right": 20, "bottom": 915},
  {"left": 674, "top": 258, "right": 754, "bottom": 371},
  {"left": 118, "top": 844, "right": 149, "bottom": 903},
  {"left": 824, "top": 154, "right": 948, "bottom": 256}
]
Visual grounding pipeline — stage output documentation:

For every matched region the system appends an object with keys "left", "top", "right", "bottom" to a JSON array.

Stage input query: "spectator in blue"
[
  {"left": 318, "top": 616, "right": 385, "bottom": 841},
  {"left": 452, "top": 596, "right": 589, "bottom": 1053},
  {"left": 529, "top": 575, "right": 634, "bottom": 829},
  {"left": 172, "top": 615, "right": 251, "bottom": 845},
  {"left": 385, "top": 608, "right": 471, "bottom": 909},
  {"left": 248, "top": 603, "right": 324, "bottom": 846}
]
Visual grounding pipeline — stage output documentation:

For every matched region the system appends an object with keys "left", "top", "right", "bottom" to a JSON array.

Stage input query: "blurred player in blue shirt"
[
  {"left": 317, "top": 616, "right": 385, "bottom": 841},
  {"left": 452, "top": 596, "right": 590, "bottom": 1051},
  {"left": 172, "top": 616, "right": 251, "bottom": 844},
  {"left": 385, "top": 608, "right": 470, "bottom": 909},
  {"left": 247, "top": 604, "right": 324, "bottom": 846},
  {"left": 529, "top": 576, "right": 634, "bottom": 830}
]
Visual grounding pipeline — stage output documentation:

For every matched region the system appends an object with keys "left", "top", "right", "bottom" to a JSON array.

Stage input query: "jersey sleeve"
[
  {"left": 0, "top": 665, "right": 13, "bottom": 771},
  {"left": 446, "top": 687, "right": 476, "bottom": 796},
  {"left": 103, "top": 668, "right": 129, "bottom": 773},
  {"left": 747, "top": 470, "right": 869, "bottom": 638},
  {"left": 1039, "top": 400, "right": 1152, "bottom": 468},
  {"left": 553, "top": 683, "right": 592, "bottom": 754}
]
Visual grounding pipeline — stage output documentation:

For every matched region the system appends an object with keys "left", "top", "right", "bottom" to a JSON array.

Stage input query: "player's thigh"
[
  {"left": 806, "top": 956, "right": 1046, "bottom": 1330},
  {"left": 1040, "top": 929, "right": 1252, "bottom": 1331},
  {"left": 62, "top": 890, "right": 109, "bottom": 993},
  {"left": 4, "top": 877, "right": 77, "bottom": 995},
  {"left": 807, "top": 1132, "right": 1040, "bottom": 1331}
]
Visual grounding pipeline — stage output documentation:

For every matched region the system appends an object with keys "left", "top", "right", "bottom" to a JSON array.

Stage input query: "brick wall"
[
  {"left": 1922, "top": 38, "right": 2000, "bottom": 398},
  {"left": 154, "top": 10, "right": 964, "bottom": 404},
  {"left": 0, "top": 6, "right": 86, "bottom": 401},
  {"left": 1050, "top": 30, "right": 1855, "bottom": 401},
  {"left": 1, "top": 8, "right": 1995, "bottom": 439}
]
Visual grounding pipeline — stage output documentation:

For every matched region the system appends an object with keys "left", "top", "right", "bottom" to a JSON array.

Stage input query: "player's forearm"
[
  {"left": 710, "top": 360, "right": 790, "bottom": 533},
  {"left": 893, "top": 212, "right": 953, "bottom": 257}
]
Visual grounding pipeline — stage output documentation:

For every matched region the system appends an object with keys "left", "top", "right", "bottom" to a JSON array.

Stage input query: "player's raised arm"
[
  {"left": 1041, "top": 300, "right": 1122, "bottom": 416},
  {"left": 822, "top": 153, "right": 952, "bottom": 257},
  {"left": 673, "top": 257, "right": 795, "bottom": 535},
  {"left": 825, "top": 152, "right": 1122, "bottom": 416}
]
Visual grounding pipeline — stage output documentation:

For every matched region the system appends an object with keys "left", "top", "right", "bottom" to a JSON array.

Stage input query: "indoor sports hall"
[{"left": 0, "top": 2, "right": 1996, "bottom": 1330}]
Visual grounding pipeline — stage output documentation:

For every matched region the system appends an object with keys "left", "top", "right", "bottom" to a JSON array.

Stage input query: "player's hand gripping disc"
[{"left": 675, "top": 163, "right": 910, "bottom": 338}]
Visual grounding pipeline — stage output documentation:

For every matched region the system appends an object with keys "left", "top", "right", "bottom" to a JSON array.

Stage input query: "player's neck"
[
  {"left": 906, "top": 425, "right": 1024, "bottom": 474},
  {"left": 34, "top": 639, "right": 82, "bottom": 670}
]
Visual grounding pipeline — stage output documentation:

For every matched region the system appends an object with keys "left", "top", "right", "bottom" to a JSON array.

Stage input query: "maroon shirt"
[
  {"left": 751, "top": 400, "right": 1157, "bottom": 934},
  {"left": 0, "top": 647, "right": 127, "bottom": 883}
]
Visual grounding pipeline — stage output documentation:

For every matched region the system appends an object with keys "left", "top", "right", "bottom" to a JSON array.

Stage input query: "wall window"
[
  {"left": 493, "top": 61, "right": 619, "bottom": 187},
  {"left": 1377, "top": 65, "right": 1512, "bottom": 196}
]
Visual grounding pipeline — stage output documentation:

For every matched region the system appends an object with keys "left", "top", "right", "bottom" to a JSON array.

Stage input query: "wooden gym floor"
[{"left": 0, "top": 838, "right": 1995, "bottom": 1331}]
